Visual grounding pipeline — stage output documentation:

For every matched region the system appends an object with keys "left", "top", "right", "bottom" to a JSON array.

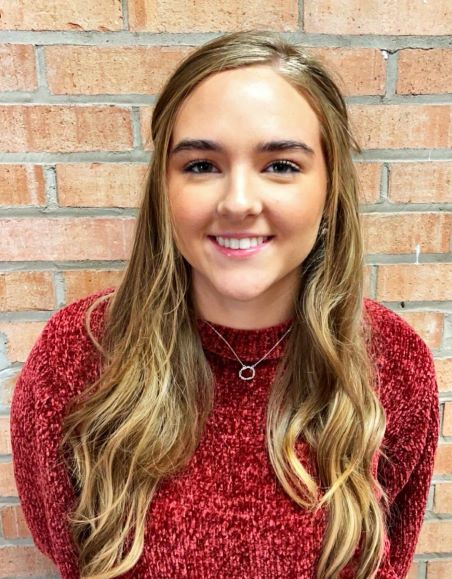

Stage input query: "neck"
[{"left": 193, "top": 286, "right": 296, "bottom": 329}]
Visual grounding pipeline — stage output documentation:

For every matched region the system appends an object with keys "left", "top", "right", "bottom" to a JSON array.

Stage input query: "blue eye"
[
  {"left": 183, "top": 160, "right": 217, "bottom": 173},
  {"left": 266, "top": 160, "right": 300, "bottom": 173}
]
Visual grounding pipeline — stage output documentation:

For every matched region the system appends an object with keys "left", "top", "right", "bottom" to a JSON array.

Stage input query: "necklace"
[{"left": 203, "top": 320, "right": 293, "bottom": 381}]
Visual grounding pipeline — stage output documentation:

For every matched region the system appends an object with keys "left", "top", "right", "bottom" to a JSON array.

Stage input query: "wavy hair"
[{"left": 60, "top": 30, "right": 390, "bottom": 578}]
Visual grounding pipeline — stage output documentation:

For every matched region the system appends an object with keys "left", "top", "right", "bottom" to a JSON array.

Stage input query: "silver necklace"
[{"left": 203, "top": 321, "right": 292, "bottom": 381}]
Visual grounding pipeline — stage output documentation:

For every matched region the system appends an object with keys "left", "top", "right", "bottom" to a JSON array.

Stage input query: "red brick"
[
  {"left": 434, "top": 443, "right": 452, "bottom": 476},
  {"left": 64, "top": 269, "right": 124, "bottom": 304},
  {"left": 0, "top": 322, "right": 45, "bottom": 363},
  {"left": 0, "top": 371, "right": 18, "bottom": 406},
  {"left": 435, "top": 359, "right": 452, "bottom": 393},
  {"left": 406, "top": 562, "right": 419, "bottom": 579},
  {"left": 0, "top": 272, "right": 54, "bottom": 311},
  {"left": 350, "top": 105, "right": 451, "bottom": 150},
  {"left": 355, "top": 162, "right": 381, "bottom": 204},
  {"left": 0, "top": 217, "right": 135, "bottom": 261},
  {"left": 0, "top": 505, "right": 31, "bottom": 539},
  {"left": 417, "top": 520, "right": 452, "bottom": 553},
  {"left": 443, "top": 402, "right": 452, "bottom": 436},
  {"left": 376, "top": 264, "right": 452, "bottom": 302},
  {"left": 434, "top": 482, "right": 452, "bottom": 513},
  {"left": 397, "top": 311, "right": 444, "bottom": 350},
  {"left": 363, "top": 265, "right": 372, "bottom": 298},
  {"left": 140, "top": 106, "right": 154, "bottom": 151},
  {"left": 309, "top": 48, "right": 385, "bottom": 96},
  {"left": 0, "top": 165, "right": 45, "bottom": 206},
  {"left": 398, "top": 49, "right": 452, "bottom": 95},
  {"left": 0, "top": 0, "right": 122, "bottom": 31},
  {"left": 0, "top": 462, "right": 17, "bottom": 497},
  {"left": 0, "top": 105, "right": 133, "bottom": 152},
  {"left": 389, "top": 162, "right": 452, "bottom": 204},
  {"left": 427, "top": 559, "right": 452, "bottom": 578},
  {"left": 304, "top": 0, "right": 451, "bottom": 35},
  {"left": 363, "top": 213, "right": 450, "bottom": 254},
  {"left": 46, "top": 45, "right": 190, "bottom": 95},
  {"left": 57, "top": 163, "right": 148, "bottom": 207},
  {"left": 128, "top": 0, "right": 298, "bottom": 32},
  {"left": 0, "top": 416, "right": 11, "bottom": 455},
  {"left": 0, "top": 45, "right": 36, "bottom": 91},
  {"left": 0, "top": 545, "right": 57, "bottom": 577}
]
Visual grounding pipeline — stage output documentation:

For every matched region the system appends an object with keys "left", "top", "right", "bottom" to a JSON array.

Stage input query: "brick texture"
[
  {"left": 56, "top": 163, "right": 148, "bottom": 207},
  {"left": 0, "top": 505, "right": 31, "bottom": 539},
  {"left": 427, "top": 559, "right": 452, "bottom": 578},
  {"left": 435, "top": 359, "right": 452, "bottom": 393},
  {"left": 0, "top": 321, "right": 46, "bottom": 363},
  {"left": 0, "top": 271, "right": 55, "bottom": 311},
  {"left": 355, "top": 162, "right": 381, "bottom": 204},
  {"left": 308, "top": 48, "right": 385, "bottom": 96},
  {"left": 434, "top": 482, "right": 452, "bottom": 513},
  {"left": 0, "top": 461, "right": 17, "bottom": 497},
  {"left": 0, "top": 45, "right": 36, "bottom": 91},
  {"left": 0, "top": 416, "right": 11, "bottom": 454},
  {"left": 397, "top": 311, "right": 444, "bottom": 350},
  {"left": 443, "top": 402, "right": 452, "bottom": 436},
  {"left": 0, "top": 218, "right": 135, "bottom": 261},
  {"left": 64, "top": 269, "right": 124, "bottom": 304},
  {"left": 0, "top": 106, "right": 133, "bottom": 152},
  {"left": 304, "top": 0, "right": 451, "bottom": 35},
  {"left": 363, "top": 213, "right": 451, "bottom": 254},
  {"left": 376, "top": 264, "right": 452, "bottom": 302},
  {"left": 388, "top": 162, "right": 452, "bottom": 204},
  {"left": 0, "top": 0, "right": 123, "bottom": 31},
  {"left": 350, "top": 105, "right": 451, "bottom": 149},
  {"left": 0, "top": 165, "right": 46, "bottom": 206},
  {"left": 128, "top": 0, "right": 298, "bottom": 32},
  {"left": 0, "top": 545, "right": 57, "bottom": 577},
  {"left": 398, "top": 49, "right": 452, "bottom": 95},
  {"left": 46, "top": 46, "right": 190, "bottom": 95},
  {"left": 417, "top": 520, "right": 452, "bottom": 553}
]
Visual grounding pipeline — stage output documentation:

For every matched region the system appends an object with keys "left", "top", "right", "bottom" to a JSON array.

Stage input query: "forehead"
[{"left": 170, "top": 65, "right": 322, "bottom": 150}]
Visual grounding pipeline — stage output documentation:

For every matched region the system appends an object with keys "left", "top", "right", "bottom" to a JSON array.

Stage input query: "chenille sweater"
[{"left": 10, "top": 289, "right": 439, "bottom": 579}]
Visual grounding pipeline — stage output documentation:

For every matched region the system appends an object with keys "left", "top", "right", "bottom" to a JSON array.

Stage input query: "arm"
[
  {"left": 378, "top": 351, "right": 440, "bottom": 578},
  {"left": 10, "top": 327, "right": 57, "bottom": 563}
]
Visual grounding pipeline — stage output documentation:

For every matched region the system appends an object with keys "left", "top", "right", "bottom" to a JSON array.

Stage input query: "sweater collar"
[{"left": 195, "top": 317, "right": 294, "bottom": 362}]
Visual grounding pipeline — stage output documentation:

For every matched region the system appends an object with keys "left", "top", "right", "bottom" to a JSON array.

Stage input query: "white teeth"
[{"left": 215, "top": 236, "right": 269, "bottom": 249}]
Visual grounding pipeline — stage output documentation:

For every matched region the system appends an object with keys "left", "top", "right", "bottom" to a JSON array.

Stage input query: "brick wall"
[{"left": 0, "top": 1, "right": 451, "bottom": 577}]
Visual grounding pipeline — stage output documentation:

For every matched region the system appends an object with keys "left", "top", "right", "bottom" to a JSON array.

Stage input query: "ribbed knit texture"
[{"left": 10, "top": 289, "right": 439, "bottom": 578}]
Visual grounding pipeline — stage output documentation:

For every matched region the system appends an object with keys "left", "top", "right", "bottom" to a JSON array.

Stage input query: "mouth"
[
  {"left": 207, "top": 235, "right": 275, "bottom": 250},
  {"left": 207, "top": 235, "right": 275, "bottom": 258}
]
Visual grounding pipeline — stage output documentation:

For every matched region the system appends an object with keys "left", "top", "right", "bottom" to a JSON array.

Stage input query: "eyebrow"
[{"left": 169, "top": 138, "right": 315, "bottom": 157}]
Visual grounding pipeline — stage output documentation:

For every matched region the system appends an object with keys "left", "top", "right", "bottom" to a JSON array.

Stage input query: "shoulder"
[
  {"left": 21, "top": 287, "right": 116, "bottom": 400},
  {"left": 363, "top": 298, "right": 437, "bottom": 418}
]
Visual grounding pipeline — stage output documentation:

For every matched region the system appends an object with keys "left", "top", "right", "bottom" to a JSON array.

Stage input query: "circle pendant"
[{"left": 239, "top": 366, "right": 255, "bottom": 381}]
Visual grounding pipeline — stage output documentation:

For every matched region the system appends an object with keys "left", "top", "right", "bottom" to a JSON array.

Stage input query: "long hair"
[{"left": 60, "top": 30, "right": 390, "bottom": 579}]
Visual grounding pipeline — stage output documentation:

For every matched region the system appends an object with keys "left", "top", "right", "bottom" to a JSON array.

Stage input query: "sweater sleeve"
[
  {"left": 377, "top": 338, "right": 440, "bottom": 578},
  {"left": 10, "top": 323, "right": 58, "bottom": 564}
]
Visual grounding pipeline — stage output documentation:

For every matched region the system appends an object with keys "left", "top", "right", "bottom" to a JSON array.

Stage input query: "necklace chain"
[{"left": 203, "top": 321, "right": 292, "bottom": 381}]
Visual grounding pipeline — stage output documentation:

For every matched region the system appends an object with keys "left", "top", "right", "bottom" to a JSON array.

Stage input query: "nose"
[{"left": 216, "top": 167, "right": 263, "bottom": 220}]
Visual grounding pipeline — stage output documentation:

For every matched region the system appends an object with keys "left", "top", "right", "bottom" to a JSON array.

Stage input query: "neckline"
[{"left": 195, "top": 317, "right": 294, "bottom": 362}]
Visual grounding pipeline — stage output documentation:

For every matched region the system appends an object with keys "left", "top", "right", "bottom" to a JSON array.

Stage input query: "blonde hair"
[{"left": 60, "top": 30, "right": 390, "bottom": 579}]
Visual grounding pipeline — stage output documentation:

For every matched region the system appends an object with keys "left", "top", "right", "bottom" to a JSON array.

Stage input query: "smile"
[{"left": 207, "top": 235, "right": 274, "bottom": 258}]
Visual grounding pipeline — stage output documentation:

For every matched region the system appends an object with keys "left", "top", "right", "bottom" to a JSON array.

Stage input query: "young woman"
[{"left": 11, "top": 31, "right": 439, "bottom": 579}]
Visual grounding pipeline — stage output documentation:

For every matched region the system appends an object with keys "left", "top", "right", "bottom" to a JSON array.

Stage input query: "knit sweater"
[{"left": 10, "top": 289, "right": 439, "bottom": 579}]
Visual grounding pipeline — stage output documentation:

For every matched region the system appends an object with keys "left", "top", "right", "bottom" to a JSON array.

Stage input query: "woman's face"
[{"left": 166, "top": 65, "right": 328, "bottom": 323}]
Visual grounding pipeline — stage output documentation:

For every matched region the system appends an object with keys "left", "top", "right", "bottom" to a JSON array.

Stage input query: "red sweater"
[{"left": 10, "top": 290, "right": 439, "bottom": 578}]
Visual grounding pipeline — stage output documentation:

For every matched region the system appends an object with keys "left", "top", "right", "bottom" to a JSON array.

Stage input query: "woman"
[{"left": 10, "top": 31, "right": 439, "bottom": 579}]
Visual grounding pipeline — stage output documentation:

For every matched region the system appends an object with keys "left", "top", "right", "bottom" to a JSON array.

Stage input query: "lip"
[
  {"left": 207, "top": 235, "right": 273, "bottom": 258},
  {"left": 210, "top": 233, "right": 274, "bottom": 239}
]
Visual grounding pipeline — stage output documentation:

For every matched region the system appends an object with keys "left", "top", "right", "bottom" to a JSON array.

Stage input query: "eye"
[
  {"left": 182, "top": 160, "right": 218, "bottom": 173},
  {"left": 266, "top": 160, "right": 301, "bottom": 174}
]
